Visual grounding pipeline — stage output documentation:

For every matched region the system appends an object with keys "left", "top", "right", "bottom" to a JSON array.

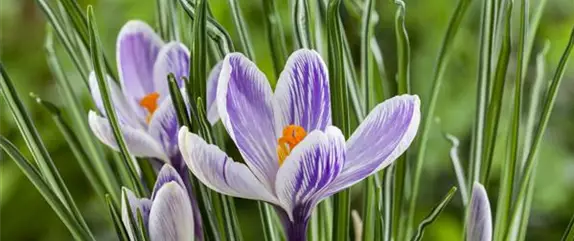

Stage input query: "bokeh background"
[{"left": 1, "top": 0, "right": 574, "bottom": 240}]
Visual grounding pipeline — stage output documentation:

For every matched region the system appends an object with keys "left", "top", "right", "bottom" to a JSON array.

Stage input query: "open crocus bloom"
[
  {"left": 122, "top": 165, "right": 197, "bottom": 241},
  {"left": 88, "top": 20, "right": 191, "bottom": 170},
  {"left": 179, "top": 49, "right": 420, "bottom": 240}
]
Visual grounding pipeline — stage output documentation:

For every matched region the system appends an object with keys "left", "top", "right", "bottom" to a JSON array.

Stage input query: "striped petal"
[
  {"left": 274, "top": 49, "right": 331, "bottom": 133},
  {"left": 151, "top": 164, "right": 187, "bottom": 199},
  {"left": 121, "top": 188, "right": 152, "bottom": 241},
  {"left": 217, "top": 53, "right": 278, "bottom": 190},
  {"left": 88, "top": 72, "right": 142, "bottom": 128},
  {"left": 148, "top": 96, "right": 180, "bottom": 158},
  {"left": 153, "top": 42, "right": 190, "bottom": 99},
  {"left": 148, "top": 182, "right": 194, "bottom": 241},
  {"left": 326, "top": 95, "right": 420, "bottom": 194},
  {"left": 117, "top": 20, "right": 164, "bottom": 118},
  {"left": 206, "top": 61, "right": 223, "bottom": 125},
  {"left": 88, "top": 111, "right": 168, "bottom": 161},
  {"left": 275, "top": 126, "right": 345, "bottom": 221},
  {"left": 178, "top": 127, "right": 278, "bottom": 204},
  {"left": 467, "top": 183, "right": 492, "bottom": 241}
]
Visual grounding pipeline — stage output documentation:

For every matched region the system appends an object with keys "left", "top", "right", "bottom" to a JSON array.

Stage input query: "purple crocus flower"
[
  {"left": 88, "top": 20, "right": 190, "bottom": 171},
  {"left": 122, "top": 165, "right": 195, "bottom": 241},
  {"left": 87, "top": 20, "right": 204, "bottom": 239},
  {"left": 467, "top": 182, "right": 492, "bottom": 241},
  {"left": 178, "top": 49, "right": 420, "bottom": 241}
]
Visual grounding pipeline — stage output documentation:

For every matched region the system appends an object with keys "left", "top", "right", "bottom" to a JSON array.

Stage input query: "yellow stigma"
[
  {"left": 139, "top": 92, "right": 160, "bottom": 123},
  {"left": 277, "top": 125, "right": 307, "bottom": 166}
]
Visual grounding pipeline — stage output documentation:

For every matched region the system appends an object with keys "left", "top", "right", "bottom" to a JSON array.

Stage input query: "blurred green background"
[{"left": 1, "top": 0, "right": 574, "bottom": 240}]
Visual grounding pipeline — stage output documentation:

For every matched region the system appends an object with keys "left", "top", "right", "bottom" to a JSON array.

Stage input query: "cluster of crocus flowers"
[
  {"left": 122, "top": 165, "right": 197, "bottom": 241},
  {"left": 179, "top": 49, "right": 421, "bottom": 240}
]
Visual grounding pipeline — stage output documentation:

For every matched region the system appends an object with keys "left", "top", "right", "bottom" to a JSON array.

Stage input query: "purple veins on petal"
[{"left": 467, "top": 182, "right": 492, "bottom": 241}]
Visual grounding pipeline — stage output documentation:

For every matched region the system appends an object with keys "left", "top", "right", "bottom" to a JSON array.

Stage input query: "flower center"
[
  {"left": 139, "top": 92, "right": 160, "bottom": 123},
  {"left": 277, "top": 125, "right": 307, "bottom": 166}
]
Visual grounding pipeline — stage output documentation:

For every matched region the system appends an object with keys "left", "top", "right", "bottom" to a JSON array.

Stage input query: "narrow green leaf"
[
  {"left": 561, "top": 213, "right": 574, "bottom": 241},
  {"left": 105, "top": 194, "right": 130, "bottom": 241},
  {"left": 359, "top": 0, "right": 375, "bottom": 113},
  {"left": 227, "top": 0, "right": 255, "bottom": 59},
  {"left": 481, "top": 0, "right": 513, "bottom": 184},
  {"left": 293, "top": 0, "right": 313, "bottom": 49},
  {"left": 30, "top": 93, "right": 106, "bottom": 200},
  {"left": 87, "top": 6, "right": 145, "bottom": 195},
  {"left": 407, "top": 0, "right": 472, "bottom": 234},
  {"left": 0, "top": 63, "right": 94, "bottom": 239},
  {"left": 45, "top": 29, "right": 121, "bottom": 203},
  {"left": 410, "top": 187, "right": 457, "bottom": 241},
  {"left": 190, "top": 0, "right": 208, "bottom": 104},
  {"left": 508, "top": 27, "right": 574, "bottom": 241},
  {"left": 444, "top": 134, "right": 469, "bottom": 205},
  {"left": 495, "top": 1, "right": 528, "bottom": 239},
  {"left": 168, "top": 74, "right": 192, "bottom": 128},
  {"left": 0, "top": 137, "right": 91, "bottom": 240},
  {"left": 262, "top": 0, "right": 289, "bottom": 76}
]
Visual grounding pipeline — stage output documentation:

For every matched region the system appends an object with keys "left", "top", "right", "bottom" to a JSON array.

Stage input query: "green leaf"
[
  {"left": 0, "top": 63, "right": 94, "bottom": 240},
  {"left": 262, "top": 0, "right": 289, "bottom": 76},
  {"left": 0, "top": 136, "right": 91, "bottom": 240},
  {"left": 561, "top": 213, "right": 574, "bottom": 241},
  {"left": 508, "top": 27, "right": 574, "bottom": 241},
  {"left": 87, "top": 6, "right": 145, "bottom": 195},
  {"left": 292, "top": 0, "right": 313, "bottom": 49},
  {"left": 407, "top": 0, "right": 472, "bottom": 234},
  {"left": 227, "top": 0, "right": 255, "bottom": 59},
  {"left": 105, "top": 194, "right": 130, "bottom": 241},
  {"left": 410, "top": 187, "right": 457, "bottom": 241}
]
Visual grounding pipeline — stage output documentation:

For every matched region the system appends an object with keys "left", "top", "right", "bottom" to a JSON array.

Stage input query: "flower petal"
[
  {"left": 88, "top": 111, "right": 168, "bottom": 161},
  {"left": 121, "top": 188, "right": 152, "bottom": 241},
  {"left": 275, "top": 126, "right": 345, "bottom": 221},
  {"left": 151, "top": 164, "right": 187, "bottom": 199},
  {"left": 274, "top": 49, "right": 331, "bottom": 132},
  {"left": 178, "top": 127, "right": 278, "bottom": 204},
  {"left": 148, "top": 182, "right": 194, "bottom": 241},
  {"left": 148, "top": 96, "right": 180, "bottom": 158},
  {"left": 153, "top": 42, "right": 190, "bottom": 98},
  {"left": 327, "top": 95, "right": 420, "bottom": 194},
  {"left": 117, "top": 20, "right": 164, "bottom": 118},
  {"left": 467, "top": 183, "right": 492, "bottom": 241},
  {"left": 206, "top": 61, "right": 223, "bottom": 125},
  {"left": 217, "top": 53, "right": 278, "bottom": 189},
  {"left": 88, "top": 72, "right": 142, "bottom": 128}
]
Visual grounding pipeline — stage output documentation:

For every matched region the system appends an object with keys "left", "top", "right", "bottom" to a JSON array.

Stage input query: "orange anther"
[
  {"left": 139, "top": 92, "right": 160, "bottom": 123},
  {"left": 277, "top": 125, "right": 307, "bottom": 165}
]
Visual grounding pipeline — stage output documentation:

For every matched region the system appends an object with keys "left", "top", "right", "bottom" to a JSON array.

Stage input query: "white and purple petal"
[
  {"left": 88, "top": 72, "right": 142, "bottom": 128},
  {"left": 148, "top": 96, "right": 180, "bottom": 158},
  {"left": 148, "top": 182, "right": 194, "bottom": 241},
  {"left": 467, "top": 183, "right": 492, "bottom": 241},
  {"left": 116, "top": 20, "right": 164, "bottom": 118},
  {"left": 151, "top": 164, "right": 187, "bottom": 199},
  {"left": 206, "top": 61, "right": 223, "bottom": 125},
  {"left": 178, "top": 127, "right": 278, "bottom": 204},
  {"left": 275, "top": 126, "right": 345, "bottom": 221},
  {"left": 121, "top": 188, "right": 152, "bottom": 241},
  {"left": 274, "top": 49, "right": 331, "bottom": 133},
  {"left": 88, "top": 111, "right": 168, "bottom": 161},
  {"left": 217, "top": 53, "right": 278, "bottom": 190},
  {"left": 153, "top": 42, "right": 190, "bottom": 99},
  {"left": 326, "top": 95, "right": 420, "bottom": 194}
]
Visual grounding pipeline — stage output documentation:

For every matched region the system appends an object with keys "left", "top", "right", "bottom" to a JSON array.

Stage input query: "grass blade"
[
  {"left": 411, "top": 187, "right": 457, "bottom": 241},
  {"left": 262, "top": 0, "right": 289, "bottom": 76},
  {"left": 407, "top": 0, "right": 472, "bottom": 234},
  {"left": 562, "top": 214, "right": 574, "bottom": 241},
  {"left": 105, "top": 194, "right": 130, "bottom": 241},
  {"left": 227, "top": 0, "right": 255, "bottom": 59},
  {"left": 293, "top": 0, "right": 313, "bottom": 49}
]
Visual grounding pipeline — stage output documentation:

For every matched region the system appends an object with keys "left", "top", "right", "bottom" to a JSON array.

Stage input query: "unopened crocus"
[
  {"left": 122, "top": 165, "right": 195, "bottom": 241},
  {"left": 87, "top": 20, "right": 203, "bottom": 239},
  {"left": 179, "top": 49, "right": 420, "bottom": 240},
  {"left": 467, "top": 182, "right": 492, "bottom": 241}
]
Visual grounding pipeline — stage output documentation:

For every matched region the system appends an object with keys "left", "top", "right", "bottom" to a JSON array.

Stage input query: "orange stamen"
[
  {"left": 139, "top": 92, "right": 160, "bottom": 123},
  {"left": 277, "top": 125, "right": 307, "bottom": 166}
]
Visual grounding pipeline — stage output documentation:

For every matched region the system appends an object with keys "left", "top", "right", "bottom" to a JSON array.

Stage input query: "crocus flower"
[
  {"left": 467, "top": 182, "right": 492, "bottom": 241},
  {"left": 87, "top": 20, "right": 203, "bottom": 239},
  {"left": 88, "top": 20, "right": 190, "bottom": 171},
  {"left": 179, "top": 49, "right": 420, "bottom": 240},
  {"left": 122, "top": 165, "right": 195, "bottom": 241}
]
